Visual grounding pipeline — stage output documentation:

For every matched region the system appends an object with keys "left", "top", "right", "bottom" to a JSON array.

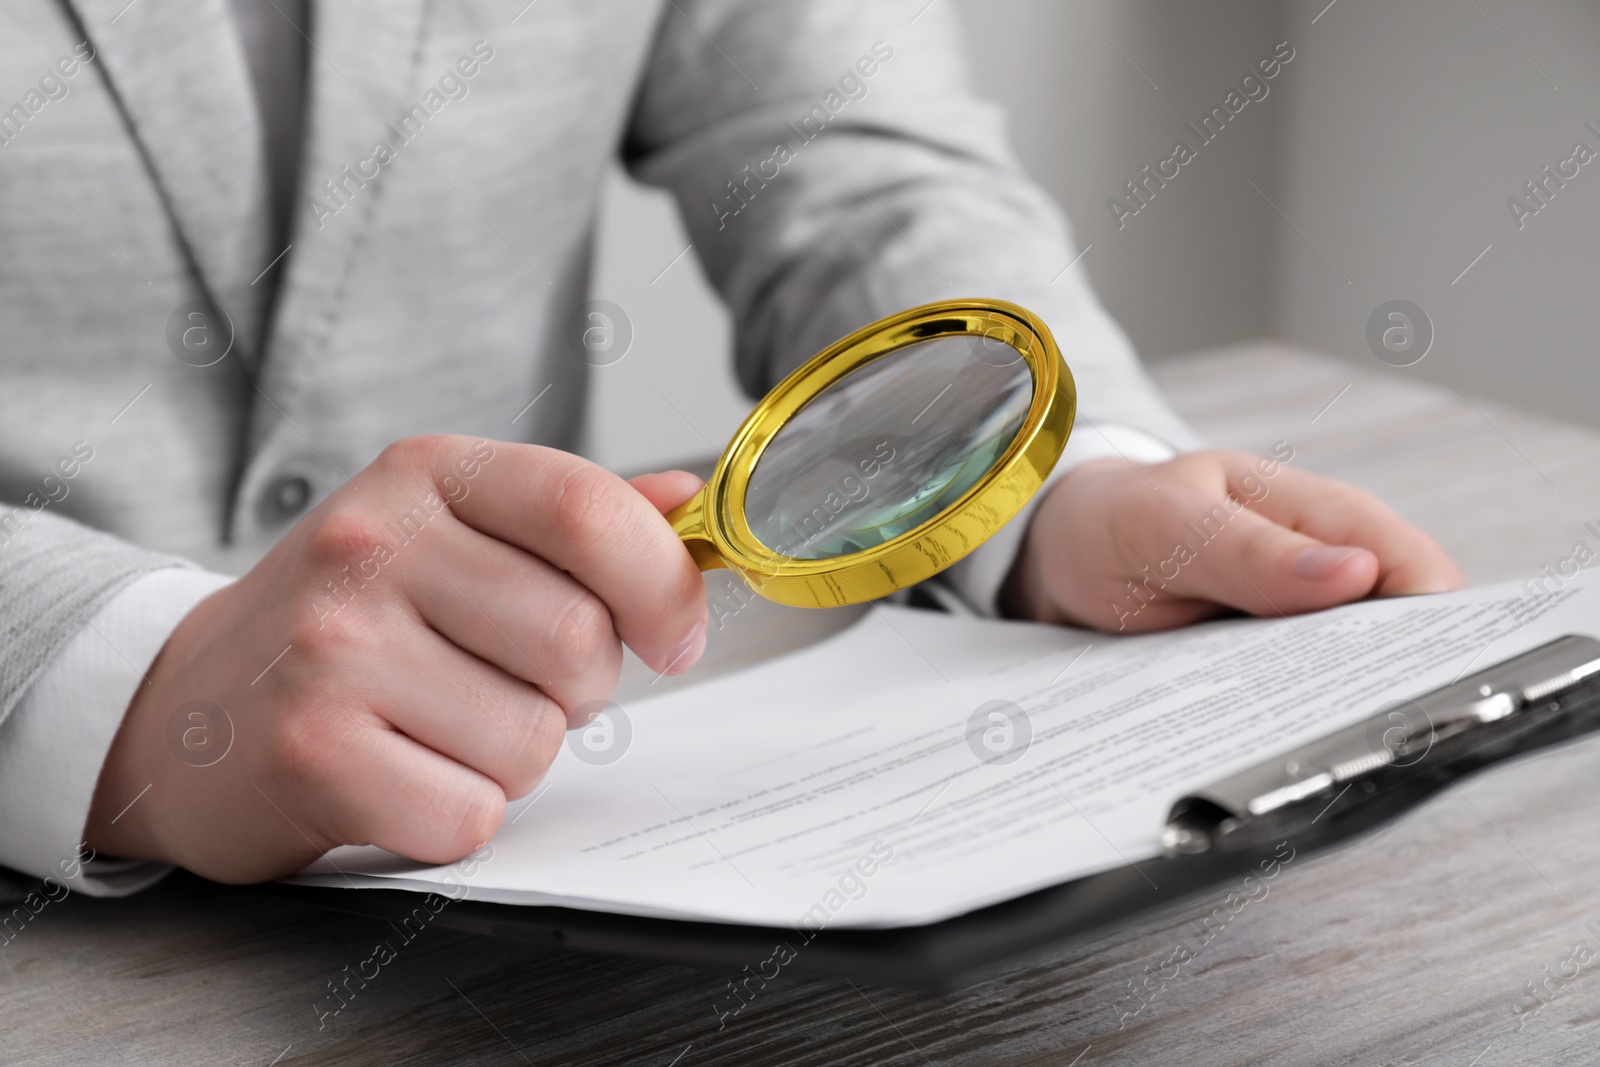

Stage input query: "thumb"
[
  {"left": 1170, "top": 509, "right": 1382, "bottom": 617},
  {"left": 627, "top": 470, "right": 704, "bottom": 516}
]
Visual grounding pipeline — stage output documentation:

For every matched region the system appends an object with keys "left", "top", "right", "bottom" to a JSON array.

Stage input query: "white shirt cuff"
[
  {"left": 0, "top": 567, "right": 235, "bottom": 897},
  {"left": 939, "top": 422, "right": 1179, "bottom": 616}
]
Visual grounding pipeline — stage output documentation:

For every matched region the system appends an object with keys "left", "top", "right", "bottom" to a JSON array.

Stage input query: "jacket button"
[{"left": 258, "top": 473, "right": 312, "bottom": 526}]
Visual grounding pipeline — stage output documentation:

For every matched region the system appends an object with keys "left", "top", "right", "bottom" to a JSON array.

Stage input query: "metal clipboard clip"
[{"left": 1162, "top": 634, "right": 1600, "bottom": 856}]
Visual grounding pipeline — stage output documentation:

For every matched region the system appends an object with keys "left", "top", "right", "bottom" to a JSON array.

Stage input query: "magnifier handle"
[{"left": 666, "top": 489, "right": 726, "bottom": 573}]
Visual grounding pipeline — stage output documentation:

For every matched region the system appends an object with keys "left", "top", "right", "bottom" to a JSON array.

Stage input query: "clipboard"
[{"left": 262, "top": 634, "right": 1600, "bottom": 990}]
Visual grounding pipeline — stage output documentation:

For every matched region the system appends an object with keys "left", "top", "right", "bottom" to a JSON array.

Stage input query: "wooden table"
[{"left": 11, "top": 345, "right": 1600, "bottom": 1067}]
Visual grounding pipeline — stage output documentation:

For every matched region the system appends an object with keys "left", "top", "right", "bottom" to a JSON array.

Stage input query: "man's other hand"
[{"left": 1004, "top": 449, "right": 1465, "bottom": 632}]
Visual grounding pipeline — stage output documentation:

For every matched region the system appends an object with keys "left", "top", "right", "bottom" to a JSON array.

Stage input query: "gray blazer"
[{"left": 0, "top": 0, "right": 1191, "bottom": 726}]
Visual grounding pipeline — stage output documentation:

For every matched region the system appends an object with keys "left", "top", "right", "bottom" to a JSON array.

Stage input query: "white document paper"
[{"left": 290, "top": 573, "right": 1598, "bottom": 928}]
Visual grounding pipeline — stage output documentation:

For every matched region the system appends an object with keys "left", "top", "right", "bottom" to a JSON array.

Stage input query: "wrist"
[
  {"left": 84, "top": 581, "right": 231, "bottom": 866},
  {"left": 997, "top": 528, "right": 1048, "bottom": 622},
  {"left": 85, "top": 649, "right": 175, "bottom": 865},
  {"left": 998, "top": 456, "right": 1129, "bottom": 625}
]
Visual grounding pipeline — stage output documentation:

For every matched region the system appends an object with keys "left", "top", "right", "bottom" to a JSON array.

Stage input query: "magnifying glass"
[{"left": 667, "top": 298, "right": 1075, "bottom": 608}]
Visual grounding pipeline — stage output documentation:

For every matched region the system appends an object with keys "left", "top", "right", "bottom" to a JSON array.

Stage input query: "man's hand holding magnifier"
[{"left": 87, "top": 441, "right": 711, "bottom": 884}]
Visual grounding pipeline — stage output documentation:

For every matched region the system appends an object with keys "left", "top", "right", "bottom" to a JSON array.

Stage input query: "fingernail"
[
  {"left": 1293, "top": 545, "right": 1366, "bottom": 580},
  {"left": 664, "top": 618, "right": 707, "bottom": 676}
]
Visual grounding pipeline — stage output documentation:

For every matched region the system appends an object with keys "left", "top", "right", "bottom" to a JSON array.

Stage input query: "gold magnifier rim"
[{"left": 672, "top": 297, "right": 1076, "bottom": 608}]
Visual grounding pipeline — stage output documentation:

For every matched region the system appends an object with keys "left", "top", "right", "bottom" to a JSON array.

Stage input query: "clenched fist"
[{"left": 86, "top": 436, "right": 708, "bottom": 883}]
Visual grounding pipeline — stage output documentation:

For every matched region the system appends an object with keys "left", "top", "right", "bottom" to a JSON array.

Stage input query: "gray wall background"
[{"left": 583, "top": 0, "right": 1599, "bottom": 475}]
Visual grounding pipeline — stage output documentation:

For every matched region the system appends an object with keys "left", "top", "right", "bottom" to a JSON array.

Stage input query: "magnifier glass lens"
[{"left": 745, "top": 334, "right": 1033, "bottom": 560}]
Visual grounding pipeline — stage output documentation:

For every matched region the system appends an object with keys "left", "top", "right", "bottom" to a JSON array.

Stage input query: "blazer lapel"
[
  {"left": 262, "top": 0, "right": 430, "bottom": 374},
  {"left": 67, "top": 0, "right": 271, "bottom": 364}
]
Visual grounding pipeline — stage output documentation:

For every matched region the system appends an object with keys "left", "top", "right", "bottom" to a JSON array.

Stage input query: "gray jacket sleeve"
[
  {"left": 621, "top": 0, "right": 1199, "bottom": 448},
  {"left": 0, "top": 508, "right": 192, "bottom": 729}
]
